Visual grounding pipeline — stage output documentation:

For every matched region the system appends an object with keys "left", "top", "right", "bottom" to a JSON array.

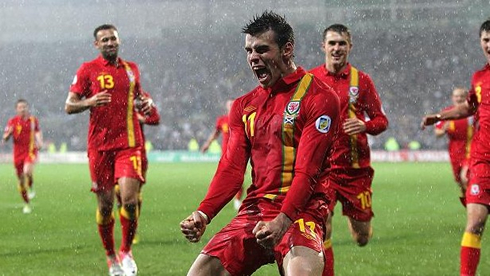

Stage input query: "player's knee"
[
  {"left": 96, "top": 209, "right": 114, "bottom": 225},
  {"left": 17, "top": 184, "right": 26, "bottom": 192},
  {"left": 120, "top": 203, "right": 139, "bottom": 220},
  {"left": 355, "top": 235, "right": 370, "bottom": 247},
  {"left": 352, "top": 229, "right": 372, "bottom": 247}
]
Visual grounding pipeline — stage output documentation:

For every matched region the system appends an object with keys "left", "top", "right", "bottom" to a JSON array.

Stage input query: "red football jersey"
[
  {"left": 5, "top": 115, "right": 40, "bottom": 160},
  {"left": 436, "top": 106, "right": 473, "bottom": 161},
  {"left": 197, "top": 67, "right": 341, "bottom": 221},
  {"left": 468, "top": 64, "right": 490, "bottom": 166},
  {"left": 309, "top": 63, "right": 388, "bottom": 169},
  {"left": 70, "top": 56, "right": 144, "bottom": 151},
  {"left": 215, "top": 115, "right": 230, "bottom": 154}
]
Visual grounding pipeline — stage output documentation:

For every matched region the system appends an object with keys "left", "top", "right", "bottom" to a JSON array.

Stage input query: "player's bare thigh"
[
  {"left": 347, "top": 217, "right": 372, "bottom": 246},
  {"left": 465, "top": 203, "right": 489, "bottom": 235},
  {"left": 118, "top": 177, "right": 140, "bottom": 206},
  {"left": 187, "top": 254, "right": 231, "bottom": 276},
  {"left": 282, "top": 245, "right": 324, "bottom": 276},
  {"left": 23, "top": 162, "right": 35, "bottom": 177}
]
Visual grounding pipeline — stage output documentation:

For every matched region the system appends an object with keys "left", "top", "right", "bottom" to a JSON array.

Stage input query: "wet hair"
[
  {"left": 242, "top": 11, "right": 294, "bottom": 49},
  {"left": 323, "top": 24, "right": 352, "bottom": 43},
  {"left": 480, "top": 19, "right": 490, "bottom": 37},
  {"left": 16, "top": 99, "right": 28, "bottom": 107},
  {"left": 93, "top": 24, "right": 118, "bottom": 39},
  {"left": 452, "top": 87, "right": 468, "bottom": 96}
]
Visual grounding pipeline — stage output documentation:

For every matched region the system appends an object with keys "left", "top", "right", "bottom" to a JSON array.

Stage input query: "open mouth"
[
  {"left": 254, "top": 67, "right": 269, "bottom": 82},
  {"left": 331, "top": 53, "right": 343, "bottom": 60}
]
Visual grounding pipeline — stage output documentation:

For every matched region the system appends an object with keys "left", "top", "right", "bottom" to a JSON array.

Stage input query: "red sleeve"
[
  {"left": 281, "top": 83, "right": 341, "bottom": 221},
  {"left": 132, "top": 62, "right": 142, "bottom": 98},
  {"left": 143, "top": 107, "right": 160, "bottom": 125},
  {"left": 197, "top": 100, "right": 250, "bottom": 222},
  {"left": 4, "top": 118, "right": 14, "bottom": 134},
  {"left": 69, "top": 63, "right": 90, "bottom": 97},
  {"left": 361, "top": 74, "right": 388, "bottom": 135},
  {"left": 140, "top": 91, "right": 160, "bottom": 125},
  {"left": 468, "top": 75, "right": 480, "bottom": 110},
  {"left": 215, "top": 116, "right": 223, "bottom": 133}
]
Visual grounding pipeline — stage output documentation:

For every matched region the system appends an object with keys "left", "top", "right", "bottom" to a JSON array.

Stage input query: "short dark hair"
[
  {"left": 93, "top": 24, "right": 118, "bottom": 39},
  {"left": 242, "top": 11, "right": 294, "bottom": 49},
  {"left": 16, "top": 99, "right": 28, "bottom": 107},
  {"left": 479, "top": 19, "right": 490, "bottom": 37},
  {"left": 323, "top": 24, "right": 352, "bottom": 43}
]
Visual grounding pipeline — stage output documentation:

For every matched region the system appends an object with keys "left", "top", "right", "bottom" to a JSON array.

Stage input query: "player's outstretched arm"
[
  {"left": 65, "top": 91, "right": 111, "bottom": 114},
  {"left": 180, "top": 211, "right": 209, "bottom": 243},
  {"left": 421, "top": 101, "right": 474, "bottom": 130},
  {"left": 200, "top": 130, "right": 220, "bottom": 153}
]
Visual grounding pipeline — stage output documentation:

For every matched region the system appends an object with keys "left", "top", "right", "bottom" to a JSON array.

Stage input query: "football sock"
[
  {"left": 28, "top": 176, "right": 33, "bottom": 189},
  {"left": 120, "top": 205, "right": 139, "bottom": 253},
  {"left": 461, "top": 232, "right": 481, "bottom": 276},
  {"left": 322, "top": 239, "right": 334, "bottom": 276},
  {"left": 96, "top": 209, "right": 116, "bottom": 256}
]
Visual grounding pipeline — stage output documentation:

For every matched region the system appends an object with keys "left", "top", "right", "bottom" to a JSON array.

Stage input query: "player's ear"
[{"left": 282, "top": 41, "right": 294, "bottom": 60}]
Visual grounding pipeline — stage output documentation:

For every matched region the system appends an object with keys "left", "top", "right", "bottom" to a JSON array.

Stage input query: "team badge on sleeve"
[{"left": 315, "top": 115, "right": 331, "bottom": 133}]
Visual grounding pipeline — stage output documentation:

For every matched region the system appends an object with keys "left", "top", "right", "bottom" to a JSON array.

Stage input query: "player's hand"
[
  {"left": 139, "top": 96, "right": 154, "bottom": 115},
  {"left": 420, "top": 114, "right": 440, "bottom": 130},
  {"left": 200, "top": 144, "right": 209, "bottom": 153},
  {"left": 89, "top": 90, "right": 112, "bottom": 107},
  {"left": 343, "top": 118, "right": 366, "bottom": 135},
  {"left": 180, "top": 211, "right": 208, "bottom": 243},
  {"left": 136, "top": 113, "right": 146, "bottom": 123},
  {"left": 253, "top": 213, "right": 292, "bottom": 249},
  {"left": 2, "top": 126, "right": 13, "bottom": 143}
]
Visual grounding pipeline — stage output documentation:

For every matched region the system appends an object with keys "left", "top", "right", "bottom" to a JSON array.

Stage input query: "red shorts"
[
  {"left": 202, "top": 198, "right": 327, "bottom": 275},
  {"left": 87, "top": 147, "right": 144, "bottom": 192},
  {"left": 324, "top": 167, "right": 375, "bottom": 222},
  {"left": 466, "top": 160, "right": 490, "bottom": 206},
  {"left": 13, "top": 152, "right": 37, "bottom": 177}
]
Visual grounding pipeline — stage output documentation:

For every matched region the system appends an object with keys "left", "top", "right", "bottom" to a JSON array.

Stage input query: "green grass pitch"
[{"left": 0, "top": 161, "right": 487, "bottom": 275}]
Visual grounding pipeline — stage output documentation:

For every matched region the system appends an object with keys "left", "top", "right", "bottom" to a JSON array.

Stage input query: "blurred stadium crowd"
[{"left": 0, "top": 1, "right": 485, "bottom": 152}]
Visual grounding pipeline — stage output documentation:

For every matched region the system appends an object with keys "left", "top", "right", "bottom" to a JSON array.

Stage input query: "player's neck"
[
  {"left": 325, "top": 62, "right": 347, "bottom": 75},
  {"left": 104, "top": 56, "right": 119, "bottom": 66},
  {"left": 282, "top": 62, "right": 297, "bottom": 77}
]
